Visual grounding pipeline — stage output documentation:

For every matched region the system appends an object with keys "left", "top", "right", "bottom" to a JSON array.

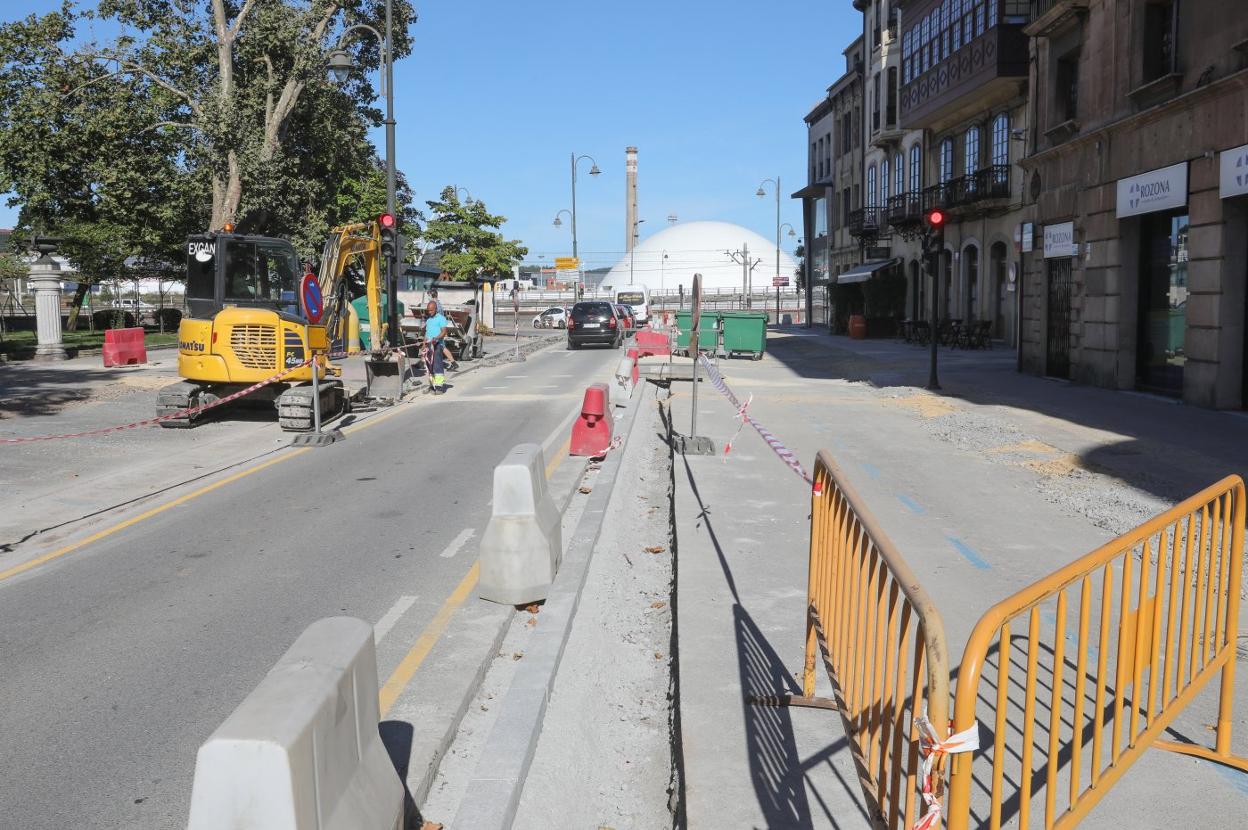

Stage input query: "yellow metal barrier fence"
[
  {"left": 791, "top": 450, "right": 952, "bottom": 829},
  {"left": 946, "top": 475, "right": 1248, "bottom": 830}
]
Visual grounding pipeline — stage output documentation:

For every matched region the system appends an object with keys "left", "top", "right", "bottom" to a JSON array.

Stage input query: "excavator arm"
[{"left": 317, "top": 222, "right": 388, "bottom": 355}]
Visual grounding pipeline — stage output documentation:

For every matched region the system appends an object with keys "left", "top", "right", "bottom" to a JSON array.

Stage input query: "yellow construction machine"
[{"left": 157, "top": 220, "right": 401, "bottom": 429}]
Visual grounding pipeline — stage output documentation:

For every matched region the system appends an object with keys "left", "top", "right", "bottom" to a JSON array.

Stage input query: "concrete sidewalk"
[{"left": 667, "top": 328, "right": 1248, "bottom": 828}]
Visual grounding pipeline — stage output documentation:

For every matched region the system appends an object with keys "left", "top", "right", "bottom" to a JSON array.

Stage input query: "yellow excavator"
[{"left": 157, "top": 220, "right": 400, "bottom": 430}]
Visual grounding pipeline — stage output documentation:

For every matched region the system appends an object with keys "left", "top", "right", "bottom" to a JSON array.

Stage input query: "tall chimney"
[{"left": 625, "top": 146, "right": 638, "bottom": 252}]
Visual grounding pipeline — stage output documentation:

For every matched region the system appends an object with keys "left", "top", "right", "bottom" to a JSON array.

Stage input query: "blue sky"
[{"left": 1, "top": 0, "right": 861, "bottom": 271}]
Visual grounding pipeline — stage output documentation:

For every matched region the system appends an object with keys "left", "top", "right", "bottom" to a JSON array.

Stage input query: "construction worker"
[
  {"left": 424, "top": 300, "right": 449, "bottom": 394},
  {"left": 429, "top": 286, "right": 458, "bottom": 371}
]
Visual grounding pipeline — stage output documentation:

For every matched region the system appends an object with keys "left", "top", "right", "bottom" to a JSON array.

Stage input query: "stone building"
[
  {"left": 1020, "top": 0, "right": 1248, "bottom": 408},
  {"left": 796, "top": 36, "right": 866, "bottom": 327},
  {"left": 887, "top": 0, "right": 1034, "bottom": 347}
]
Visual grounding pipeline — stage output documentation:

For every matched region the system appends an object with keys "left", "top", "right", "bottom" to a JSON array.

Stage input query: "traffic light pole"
[
  {"left": 383, "top": 0, "right": 400, "bottom": 350},
  {"left": 927, "top": 245, "right": 940, "bottom": 391}
]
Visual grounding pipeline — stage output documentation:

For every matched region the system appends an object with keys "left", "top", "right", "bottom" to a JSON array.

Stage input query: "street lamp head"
[
  {"left": 327, "top": 49, "right": 353, "bottom": 84},
  {"left": 755, "top": 187, "right": 766, "bottom": 198},
  {"left": 787, "top": 227, "right": 797, "bottom": 237},
  {"left": 553, "top": 216, "right": 562, "bottom": 227},
  {"left": 589, "top": 163, "right": 601, "bottom": 176}
]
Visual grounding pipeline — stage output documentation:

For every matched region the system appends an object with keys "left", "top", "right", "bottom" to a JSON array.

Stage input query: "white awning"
[{"left": 837, "top": 259, "right": 898, "bottom": 284}]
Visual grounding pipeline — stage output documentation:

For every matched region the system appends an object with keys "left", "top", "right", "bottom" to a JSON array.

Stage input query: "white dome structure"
[{"left": 599, "top": 221, "right": 799, "bottom": 295}]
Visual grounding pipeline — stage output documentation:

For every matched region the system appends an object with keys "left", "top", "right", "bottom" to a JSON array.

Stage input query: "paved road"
[{"left": 0, "top": 335, "right": 622, "bottom": 829}]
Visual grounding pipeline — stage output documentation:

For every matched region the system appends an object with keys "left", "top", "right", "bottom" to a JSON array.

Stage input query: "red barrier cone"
[{"left": 570, "top": 383, "right": 614, "bottom": 457}]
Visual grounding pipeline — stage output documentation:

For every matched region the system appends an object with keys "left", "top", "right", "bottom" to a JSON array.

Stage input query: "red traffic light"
[
  {"left": 378, "top": 213, "right": 396, "bottom": 229},
  {"left": 926, "top": 209, "right": 945, "bottom": 227}
]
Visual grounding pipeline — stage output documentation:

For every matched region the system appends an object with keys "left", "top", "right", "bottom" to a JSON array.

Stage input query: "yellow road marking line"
[
  {"left": 379, "top": 560, "right": 479, "bottom": 716},
  {"left": 545, "top": 435, "right": 571, "bottom": 480},
  {"left": 0, "top": 450, "right": 309, "bottom": 584}
]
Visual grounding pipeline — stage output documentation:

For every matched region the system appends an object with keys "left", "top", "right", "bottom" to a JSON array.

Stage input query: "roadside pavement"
[{"left": 665, "top": 327, "right": 1248, "bottom": 828}]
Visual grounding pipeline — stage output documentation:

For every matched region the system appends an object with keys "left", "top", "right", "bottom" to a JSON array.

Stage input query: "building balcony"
[
  {"left": 899, "top": 24, "right": 1029, "bottom": 131},
  {"left": 925, "top": 165, "right": 1013, "bottom": 217},
  {"left": 1024, "top": 0, "right": 1089, "bottom": 38},
  {"left": 848, "top": 207, "right": 886, "bottom": 239},
  {"left": 886, "top": 192, "right": 923, "bottom": 228}
]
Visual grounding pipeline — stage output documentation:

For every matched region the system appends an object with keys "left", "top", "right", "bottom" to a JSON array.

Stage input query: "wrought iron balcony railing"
[
  {"left": 847, "top": 207, "right": 885, "bottom": 238},
  {"left": 886, "top": 192, "right": 922, "bottom": 226}
]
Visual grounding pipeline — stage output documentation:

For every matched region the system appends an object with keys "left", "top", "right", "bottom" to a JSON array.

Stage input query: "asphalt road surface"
[{"left": 0, "top": 335, "right": 623, "bottom": 829}]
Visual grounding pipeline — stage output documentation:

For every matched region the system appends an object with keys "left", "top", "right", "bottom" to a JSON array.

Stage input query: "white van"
[{"left": 613, "top": 285, "right": 649, "bottom": 325}]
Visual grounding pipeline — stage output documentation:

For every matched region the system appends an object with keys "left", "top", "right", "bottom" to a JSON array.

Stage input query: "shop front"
[{"left": 1117, "top": 162, "right": 1190, "bottom": 397}]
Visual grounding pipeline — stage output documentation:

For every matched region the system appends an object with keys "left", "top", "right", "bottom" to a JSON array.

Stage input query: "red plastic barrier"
[
  {"left": 570, "top": 383, "right": 614, "bottom": 457},
  {"left": 634, "top": 329, "right": 670, "bottom": 358},
  {"left": 626, "top": 347, "right": 640, "bottom": 386},
  {"left": 102, "top": 327, "right": 147, "bottom": 367}
]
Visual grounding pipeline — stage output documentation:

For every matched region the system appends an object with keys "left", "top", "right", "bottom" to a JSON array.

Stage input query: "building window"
[
  {"left": 941, "top": 0, "right": 951, "bottom": 60},
  {"left": 824, "top": 132, "right": 832, "bottom": 173},
  {"left": 867, "top": 164, "right": 877, "bottom": 208},
  {"left": 873, "top": 74, "right": 881, "bottom": 131},
  {"left": 842, "top": 113, "right": 852, "bottom": 155},
  {"left": 952, "top": 0, "right": 964, "bottom": 50},
  {"left": 1056, "top": 51, "right": 1079, "bottom": 122},
  {"left": 886, "top": 67, "right": 897, "bottom": 126},
  {"left": 974, "top": 0, "right": 986, "bottom": 36},
  {"left": 1144, "top": 0, "right": 1179, "bottom": 82},
  {"left": 963, "top": 1, "right": 974, "bottom": 42},
  {"left": 903, "top": 29, "right": 911, "bottom": 82},
  {"left": 853, "top": 183, "right": 860, "bottom": 210},
  {"left": 814, "top": 197, "right": 828, "bottom": 238},
  {"left": 964, "top": 126, "right": 981, "bottom": 174},
  {"left": 843, "top": 188, "right": 851, "bottom": 227},
  {"left": 872, "top": 2, "right": 882, "bottom": 47},
  {"left": 881, "top": 158, "right": 890, "bottom": 204},
  {"left": 939, "top": 138, "right": 954, "bottom": 184},
  {"left": 910, "top": 144, "right": 922, "bottom": 191},
  {"left": 988, "top": 0, "right": 998, "bottom": 28},
  {"left": 895, "top": 152, "right": 904, "bottom": 195},
  {"left": 991, "top": 113, "right": 1009, "bottom": 166}
]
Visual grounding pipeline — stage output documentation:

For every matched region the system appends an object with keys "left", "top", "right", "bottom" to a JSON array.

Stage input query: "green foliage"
[
  {"left": 420, "top": 187, "right": 528, "bottom": 282},
  {"left": 0, "top": 252, "right": 25, "bottom": 283},
  {"left": 0, "top": 0, "right": 419, "bottom": 270},
  {"left": 793, "top": 243, "right": 806, "bottom": 290}
]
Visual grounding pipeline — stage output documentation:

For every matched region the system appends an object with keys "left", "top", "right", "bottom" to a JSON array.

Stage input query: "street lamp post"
[
  {"left": 328, "top": 5, "right": 399, "bottom": 349},
  {"left": 453, "top": 186, "right": 474, "bottom": 206},
  {"left": 628, "top": 218, "right": 645, "bottom": 285},
  {"left": 756, "top": 177, "right": 782, "bottom": 313},
  {"left": 777, "top": 222, "right": 796, "bottom": 323},
  {"left": 570, "top": 153, "right": 601, "bottom": 294}
]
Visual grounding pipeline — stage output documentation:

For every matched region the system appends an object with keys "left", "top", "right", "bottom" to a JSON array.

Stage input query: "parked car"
[
  {"left": 615, "top": 304, "right": 636, "bottom": 330},
  {"left": 566, "top": 301, "right": 622, "bottom": 350},
  {"left": 111, "top": 298, "right": 157, "bottom": 312},
  {"left": 531, "top": 306, "right": 568, "bottom": 329}
]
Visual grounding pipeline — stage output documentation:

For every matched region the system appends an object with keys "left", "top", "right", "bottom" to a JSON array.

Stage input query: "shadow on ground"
[{"left": 761, "top": 330, "right": 1248, "bottom": 505}]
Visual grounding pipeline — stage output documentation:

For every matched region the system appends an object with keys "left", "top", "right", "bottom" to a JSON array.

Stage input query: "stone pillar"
[{"left": 28, "top": 256, "right": 67, "bottom": 361}]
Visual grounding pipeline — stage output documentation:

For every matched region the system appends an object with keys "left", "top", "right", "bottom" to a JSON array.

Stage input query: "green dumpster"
[
  {"left": 718, "top": 311, "right": 767, "bottom": 359},
  {"left": 675, "top": 311, "right": 692, "bottom": 352}
]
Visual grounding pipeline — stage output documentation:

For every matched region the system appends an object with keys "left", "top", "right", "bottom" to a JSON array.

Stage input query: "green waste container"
[
  {"left": 675, "top": 311, "right": 692, "bottom": 352},
  {"left": 718, "top": 311, "right": 767, "bottom": 359}
]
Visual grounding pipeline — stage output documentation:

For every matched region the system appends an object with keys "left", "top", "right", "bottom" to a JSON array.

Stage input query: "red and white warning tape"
[
  {"left": 696, "top": 354, "right": 813, "bottom": 486},
  {"left": 0, "top": 357, "right": 316, "bottom": 445},
  {"left": 911, "top": 713, "right": 979, "bottom": 830}
]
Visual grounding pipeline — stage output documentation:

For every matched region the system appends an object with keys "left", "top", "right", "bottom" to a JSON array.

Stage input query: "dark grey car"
[{"left": 566, "top": 301, "right": 622, "bottom": 349}]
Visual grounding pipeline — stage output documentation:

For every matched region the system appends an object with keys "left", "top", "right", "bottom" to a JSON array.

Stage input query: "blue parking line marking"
[
  {"left": 860, "top": 462, "right": 881, "bottom": 479},
  {"left": 947, "top": 536, "right": 991, "bottom": 570},
  {"left": 896, "top": 493, "right": 925, "bottom": 514}
]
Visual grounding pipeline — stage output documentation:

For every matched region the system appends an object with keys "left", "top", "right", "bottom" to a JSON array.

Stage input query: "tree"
[
  {"left": 420, "top": 187, "right": 528, "bottom": 282},
  {"left": 793, "top": 242, "right": 806, "bottom": 292},
  {"left": 0, "top": 0, "right": 417, "bottom": 264}
]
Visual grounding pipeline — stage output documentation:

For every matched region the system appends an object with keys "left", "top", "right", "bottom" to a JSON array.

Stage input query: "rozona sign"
[{"left": 1116, "top": 162, "right": 1187, "bottom": 218}]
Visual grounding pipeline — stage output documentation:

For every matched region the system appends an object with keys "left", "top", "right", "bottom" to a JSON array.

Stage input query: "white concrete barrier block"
[
  {"left": 187, "top": 617, "right": 403, "bottom": 830},
  {"left": 611, "top": 355, "right": 635, "bottom": 408},
  {"left": 479, "top": 442, "right": 562, "bottom": 605}
]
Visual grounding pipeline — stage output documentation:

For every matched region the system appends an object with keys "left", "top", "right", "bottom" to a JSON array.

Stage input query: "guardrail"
[
  {"left": 946, "top": 474, "right": 1248, "bottom": 830},
  {"left": 777, "top": 450, "right": 951, "bottom": 830}
]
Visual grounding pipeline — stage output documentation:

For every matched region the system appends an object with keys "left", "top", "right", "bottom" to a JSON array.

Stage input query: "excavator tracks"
[
  {"left": 277, "top": 381, "right": 347, "bottom": 432},
  {"left": 156, "top": 381, "right": 219, "bottom": 429}
]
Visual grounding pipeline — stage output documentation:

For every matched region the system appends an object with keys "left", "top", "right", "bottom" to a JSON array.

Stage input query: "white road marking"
[
  {"left": 374, "top": 595, "right": 418, "bottom": 642},
  {"left": 538, "top": 385, "right": 559, "bottom": 389},
  {"left": 553, "top": 374, "right": 573, "bottom": 378},
  {"left": 439, "top": 527, "right": 476, "bottom": 559},
  {"left": 505, "top": 375, "right": 529, "bottom": 379},
  {"left": 483, "top": 385, "right": 506, "bottom": 389}
]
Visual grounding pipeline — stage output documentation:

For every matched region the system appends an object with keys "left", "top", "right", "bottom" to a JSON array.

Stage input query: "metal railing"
[
  {"left": 796, "top": 451, "right": 952, "bottom": 829},
  {"left": 848, "top": 207, "right": 885, "bottom": 237},
  {"left": 887, "top": 193, "right": 922, "bottom": 226},
  {"left": 947, "top": 475, "right": 1248, "bottom": 830}
]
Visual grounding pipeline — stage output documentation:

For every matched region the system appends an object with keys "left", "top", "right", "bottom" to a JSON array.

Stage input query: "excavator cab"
[{"left": 157, "top": 232, "right": 346, "bottom": 429}]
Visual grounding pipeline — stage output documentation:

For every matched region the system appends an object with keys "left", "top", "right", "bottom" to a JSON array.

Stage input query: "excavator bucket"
[{"left": 365, "top": 352, "right": 407, "bottom": 402}]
